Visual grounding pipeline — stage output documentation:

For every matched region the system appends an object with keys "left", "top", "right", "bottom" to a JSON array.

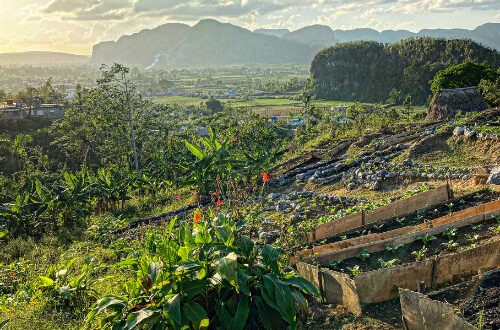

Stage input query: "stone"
[
  {"left": 464, "top": 130, "right": 477, "bottom": 139},
  {"left": 487, "top": 167, "right": 500, "bottom": 185},
  {"left": 373, "top": 181, "right": 380, "bottom": 190},
  {"left": 453, "top": 126, "right": 465, "bottom": 136}
]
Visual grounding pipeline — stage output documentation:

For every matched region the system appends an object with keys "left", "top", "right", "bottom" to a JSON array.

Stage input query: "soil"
[
  {"left": 297, "top": 295, "right": 401, "bottom": 330},
  {"left": 330, "top": 217, "right": 499, "bottom": 275},
  {"left": 463, "top": 269, "right": 500, "bottom": 330}
]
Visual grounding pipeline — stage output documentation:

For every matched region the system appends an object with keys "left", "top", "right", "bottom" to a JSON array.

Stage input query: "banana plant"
[
  {"left": 51, "top": 172, "right": 90, "bottom": 227},
  {"left": 181, "top": 128, "right": 237, "bottom": 196},
  {"left": 90, "top": 169, "right": 131, "bottom": 212},
  {"left": 0, "top": 191, "right": 45, "bottom": 238}
]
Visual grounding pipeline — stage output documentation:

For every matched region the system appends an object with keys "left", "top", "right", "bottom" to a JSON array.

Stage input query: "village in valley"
[{"left": 0, "top": 2, "right": 500, "bottom": 330}]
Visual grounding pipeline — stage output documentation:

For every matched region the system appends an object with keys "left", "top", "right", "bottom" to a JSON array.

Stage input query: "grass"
[{"left": 151, "top": 95, "right": 208, "bottom": 106}]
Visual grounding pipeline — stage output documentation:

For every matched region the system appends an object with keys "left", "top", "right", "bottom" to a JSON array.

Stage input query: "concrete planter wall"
[{"left": 399, "top": 289, "right": 476, "bottom": 330}]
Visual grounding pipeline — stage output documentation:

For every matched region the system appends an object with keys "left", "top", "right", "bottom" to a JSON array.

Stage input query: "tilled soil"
[
  {"left": 331, "top": 217, "right": 499, "bottom": 275},
  {"left": 463, "top": 270, "right": 500, "bottom": 330}
]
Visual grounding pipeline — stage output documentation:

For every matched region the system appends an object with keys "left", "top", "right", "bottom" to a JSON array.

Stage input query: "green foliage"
[
  {"left": 356, "top": 248, "right": 370, "bottom": 261},
  {"left": 84, "top": 213, "right": 319, "bottom": 329},
  {"left": 312, "top": 38, "right": 500, "bottom": 104},
  {"left": 430, "top": 61, "right": 499, "bottom": 94},
  {"left": 478, "top": 72, "right": 500, "bottom": 107}
]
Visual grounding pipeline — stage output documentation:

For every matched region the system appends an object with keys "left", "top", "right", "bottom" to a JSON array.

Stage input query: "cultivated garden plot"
[
  {"left": 291, "top": 187, "right": 499, "bottom": 261},
  {"left": 400, "top": 269, "right": 500, "bottom": 330},
  {"left": 294, "top": 193, "right": 500, "bottom": 314}
]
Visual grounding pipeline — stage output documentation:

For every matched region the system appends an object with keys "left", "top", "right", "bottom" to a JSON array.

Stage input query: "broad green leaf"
[
  {"left": 85, "top": 295, "right": 127, "bottom": 324},
  {"left": 254, "top": 296, "right": 282, "bottom": 330},
  {"left": 282, "top": 276, "right": 320, "bottom": 297},
  {"left": 229, "top": 295, "right": 249, "bottom": 330},
  {"left": 164, "top": 293, "right": 181, "bottom": 325},
  {"left": 184, "top": 141, "right": 205, "bottom": 159},
  {"left": 0, "top": 319, "right": 10, "bottom": 329},
  {"left": 217, "top": 252, "right": 238, "bottom": 284},
  {"left": 235, "top": 236, "right": 254, "bottom": 257},
  {"left": 263, "top": 274, "right": 296, "bottom": 326},
  {"left": 236, "top": 270, "right": 253, "bottom": 296},
  {"left": 39, "top": 276, "right": 54, "bottom": 286},
  {"left": 195, "top": 231, "right": 212, "bottom": 244},
  {"left": 183, "top": 279, "right": 209, "bottom": 299},
  {"left": 182, "top": 302, "right": 206, "bottom": 324},
  {"left": 291, "top": 291, "right": 308, "bottom": 315},
  {"left": 262, "top": 245, "right": 280, "bottom": 266},
  {"left": 124, "top": 308, "right": 159, "bottom": 330}
]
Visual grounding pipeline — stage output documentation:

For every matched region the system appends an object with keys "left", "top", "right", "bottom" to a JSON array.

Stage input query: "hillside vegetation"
[{"left": 311, "top": 38, "right": 500, "bottom": 104}]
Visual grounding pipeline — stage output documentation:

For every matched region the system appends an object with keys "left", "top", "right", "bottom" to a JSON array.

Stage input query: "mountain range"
[
  {"left": 0, "top": 51, "right": 89, "bottom": 66},
  {"left": 90, "top": 20, "right": 500, "bottom": 68},
  {"left": 1, "top": 20, "right": 498, "bottom": 67}
]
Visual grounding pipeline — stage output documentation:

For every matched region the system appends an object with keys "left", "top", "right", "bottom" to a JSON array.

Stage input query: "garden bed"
[
  {"left": 291, "top": 188, "right": 498, "bottom": 264},
  {"left": 295, "top": 204, "right": 500, "bottom": 314},
  {"left": 300, "top": 184, "right": 452, "bottom": 244}
]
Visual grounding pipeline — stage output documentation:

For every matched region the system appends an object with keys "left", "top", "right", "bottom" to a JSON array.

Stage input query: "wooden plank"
[
  {"left": 314, "top": 212, "right": 363, "bottom": 241},
  {"left": 307, "top": 185, "right": 450, "bottom": 244}
]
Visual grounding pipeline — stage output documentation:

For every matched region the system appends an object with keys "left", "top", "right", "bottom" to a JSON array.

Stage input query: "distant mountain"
[
  {"left": 283, "top": 25, "right": 335, "bottom": 47},
  {"left": 0, "top": 51, "right": 89, "bottom": 66},
  {"left": 91, "top": 19, "right": 319, "bottom": 67},
  {"left": 91, "top": 23, "right": 190, "bottom": 67},
  {"left": 333, "top": 23, "right": 500, "bottom": 50},
  {"left": 90, "top": 20, "right": 500, "bottom": 67},
  {"left": 254, "top": 28, "right": 290, "bottom": 38}
]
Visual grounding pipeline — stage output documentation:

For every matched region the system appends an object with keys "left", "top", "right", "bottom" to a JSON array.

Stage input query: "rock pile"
[{"left": 453, "top": 126, "right": 500, "bottom": 141}]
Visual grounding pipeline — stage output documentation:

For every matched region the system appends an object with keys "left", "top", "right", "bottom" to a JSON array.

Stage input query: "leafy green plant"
[
  {"left": 442, "top": 228, "right": 457, "bottom": 240},
  {"left": 84, "top": 212, "right": 319, "bottom": 329},
  {"left": 412, "top": 246, "right": 427, "bottom": 262},
  {"left": 328, "top": 259, "right": 343, "bottom": 269},
  {"left": 385, "top": 244, "right": 403, "bottom": 254},
  {"left": 441, "top": 240, "right": 459, "bottom": 251},
  {"left": 347, "top": 265, "right": 362, "bottom": 276},
  {"left": 356, "top": 248, "right": 370, "bottom": 261},
  {"left": 488, "top": 225, "right": 500, "bottom": 234},
  {"left": 465, "top": 234, "right": 479, "bottom": 242},
  {"left": 378, "top": 258, "right": 400, "bottom": 268},
  {"left": 471, "top": 224, "right": 483, "bottom": 231},
  {"left": 417, "top": 234, "right": 436, "bottom": 245}
]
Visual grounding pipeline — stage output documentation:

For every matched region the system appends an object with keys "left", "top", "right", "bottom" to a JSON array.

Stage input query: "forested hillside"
[{"left": 311, "top": 38, "right": 500, "bottom": 104}]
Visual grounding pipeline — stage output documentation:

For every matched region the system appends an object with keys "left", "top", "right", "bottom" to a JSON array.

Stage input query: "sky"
[{"left": 0, "top": 0, "right": 499, "bottom": 55}]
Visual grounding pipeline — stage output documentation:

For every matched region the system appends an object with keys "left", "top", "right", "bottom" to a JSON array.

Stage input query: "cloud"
[{"left": 42, "top": 0, "right": 132, "bottom": 20}]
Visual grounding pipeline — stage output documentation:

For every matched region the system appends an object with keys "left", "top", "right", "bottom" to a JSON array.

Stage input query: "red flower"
[
  {"left": 261, "top": 172, "right": 270, "bottom": 183},
  {"left": 212, "top": 191, "right": 219, "bottom": 196},
  {"left": 175, "top": 195, "right": 181, "bottom": 200},
  {"left": 216, "top": 199, "right": 223, "bottom": 208},
  {"left": 195, "top": 213, "right": 201, "bottom": 224},
  {"left": 9, "top": 271, "right": 16, "bottom": 277}
]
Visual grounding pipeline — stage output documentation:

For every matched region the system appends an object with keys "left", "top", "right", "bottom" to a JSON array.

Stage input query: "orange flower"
[
  {"left": 261, "top": 172, "right": 270, "bottom": 183},
  {"left": 216, "top": 199, "right": 223, "bottom": 208},
  {"left": 212, "top": 191, "right": 219, "bottom": 196},
  {"left": 195, "top": 213, "right": 201, "bottom": 224},
  {"left": 9, "top": 271, "right": 16, "bottom": 277},
  {"left": 175, "top": 195, "right": 181, "bottom": 200}
]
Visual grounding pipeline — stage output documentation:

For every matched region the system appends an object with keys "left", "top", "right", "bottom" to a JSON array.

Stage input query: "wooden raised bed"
[
  {"left": 295, "top": 204, "right": 500, "bottom": 314},
  {"left": 301, "top": 184, "right": 451, "bottom": 244},
  {"left": 293, "top": 198, "right": 500, "bottom": 265}
]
